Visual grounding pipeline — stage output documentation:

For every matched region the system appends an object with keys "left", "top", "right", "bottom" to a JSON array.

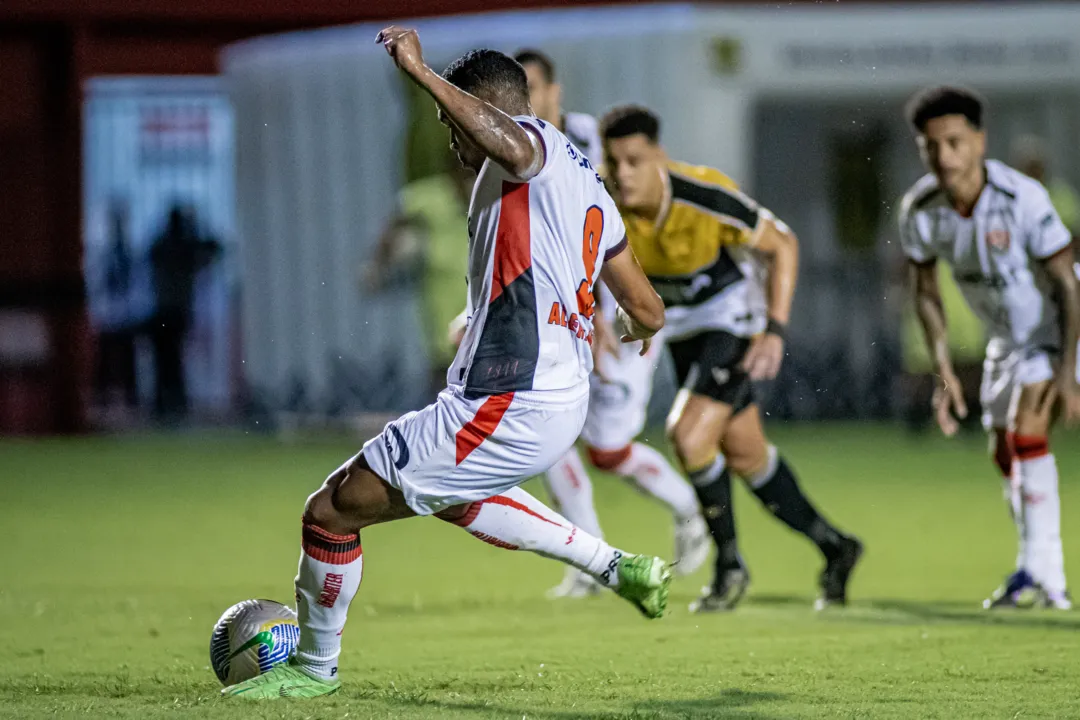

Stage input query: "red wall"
[{"left": 0, "top": 0, "right": 936, "bottom": 433}]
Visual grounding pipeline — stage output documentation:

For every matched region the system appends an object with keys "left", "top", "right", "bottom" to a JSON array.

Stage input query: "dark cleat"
[
  {"left": 689, "top": 567, "right": 750, "bottom": 613},
  {"left": 816, "top": 536, "right": 863, "bottom": 610},
  {"left": 983, "top": 569, "right": 1038, "bottom": 609}
]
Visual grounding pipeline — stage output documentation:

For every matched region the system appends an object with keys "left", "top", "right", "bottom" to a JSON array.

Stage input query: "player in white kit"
[
  {"left": 223, "top": 29, "right": 670, "bottom": 700},
  {"left": 899, "top": 86, "right": 1080, "bottom": 610},
  {"left": 513, "top": 49, "right": 710, "bottom": 598}
]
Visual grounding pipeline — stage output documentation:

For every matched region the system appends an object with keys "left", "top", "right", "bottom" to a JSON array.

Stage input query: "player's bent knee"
[
  {"left": 727, "top": 451, "right": 769, "bottom": 480},
  {"left": 667, "top": 418, "right": 711, "bottom": 466},
  {"left": 303, "top": 484, "right": 345, "bottom": 533},
  {"left": 586, "top": 445, "right": 632, "bottom": 471},
  {"left": 669, "top": 433, "right": 710, "bottom": 471},
  {"left": 305, "top": 454, "right": 408, "bottom": 532},
  {"left": 435, "top": 502, "right": 476, "bottom": 526},
  {"left": 721, "top": 432, "right": 769, "bottom": 476},
  {"left": 724, "top": 440, "right": 773, "bottom": 481},
  {"left": 990, "top": 429, "right": 1014, "bottom": 478}
]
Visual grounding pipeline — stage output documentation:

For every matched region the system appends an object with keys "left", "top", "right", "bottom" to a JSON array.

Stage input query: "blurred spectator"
[
  {"left": 363, "top": 159, "right": 471, "bottom": 398},
  {"left": 89, "top": 198, "right": 140, "bottom": 415},
  {"left": 1010, "top": 134, "right": 1080, "bottom": 238},
  {"left": 149, "top": 203, "right": 222, "bottom": 419}
]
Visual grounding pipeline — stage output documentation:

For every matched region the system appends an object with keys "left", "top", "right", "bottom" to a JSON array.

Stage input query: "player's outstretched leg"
[
  {"left": 223, "top": 456, "right": 415, "bottom": 700},
  {"left": 542, "top": 449, "right": 604, "bottom": 598},
  {"left": 1015, "top": 434, "right": 1069, "bottom": 609},
  {"left": 725, "top": 406, "right": 862, "bottom": 609},
  {"left": 983, "top": 428, "right": 1038, "bottom": 608},
  {"left": 442, "top": 486, "right": 672, "bottom": 619},
  {"left": 666, "top": 391, "right": 749, "bottom": 613},
  {"left": 589, "top": 443, "right": 710, "bottom": 576},
  {"left": 985, "top": 381, "right": 1069, "bottom": 610},
  {"left": 684, "top": 454, "right": 749, "bottom": 612},
  {"left": 744, "top": 446, "right": 862, "bottom": 609}
]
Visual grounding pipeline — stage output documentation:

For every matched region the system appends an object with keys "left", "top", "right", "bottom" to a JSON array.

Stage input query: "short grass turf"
[{"left": 2, "top": 424, "right": 1079, "bottom": 719}]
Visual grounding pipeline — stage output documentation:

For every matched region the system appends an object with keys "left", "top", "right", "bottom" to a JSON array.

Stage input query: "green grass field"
[{"left": 2, "top": 425, "right": 1080, "bottom": 719}]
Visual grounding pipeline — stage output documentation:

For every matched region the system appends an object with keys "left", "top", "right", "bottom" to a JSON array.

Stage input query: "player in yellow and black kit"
[{"left": 600, "top": 105, "right": 863, "bottom": 611}]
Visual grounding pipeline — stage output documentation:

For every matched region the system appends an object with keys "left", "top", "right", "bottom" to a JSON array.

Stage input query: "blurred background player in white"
[
  {"left": 514, "top": 49, "right": 602, "bottom": 163},
  {"left": 900, "top": 85, "right": 1080, "bottom": 610},
  {"left": 222, "top": 29, "right": 670, "bottom": 700},
  {"left": 601, "top": 105, "right": 864, "bottom": 612},
  {"left": 362, "top": 154, "right": 473, "bottom": 401},
  {"left": 513, "top": 49, "right": 709, "bottom": 598}
]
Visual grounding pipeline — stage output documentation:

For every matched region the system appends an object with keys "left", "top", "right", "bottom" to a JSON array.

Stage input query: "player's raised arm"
[
  {"left": 742, "top": 214, "right": 798, "bottom": 380},
  {"left": 599, "top": 243, "right": 665, "bottom": 356},
  {"left": 909, "top": 257, "right": 968, "bottom": 436},
  {"left": 1042, "top": 247, "right": 1080, "bottom": 424},
  {"left": 376, "top": 27, "right": 540, "bottom": 180}
]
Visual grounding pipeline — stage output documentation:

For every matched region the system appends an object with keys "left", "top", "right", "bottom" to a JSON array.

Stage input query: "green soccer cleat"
[
  {"left": 614, "top": 554, "right": 672, "bottom": 619},
  {"left": 221, "top": 661, "right": 341, "bottom": 700}
]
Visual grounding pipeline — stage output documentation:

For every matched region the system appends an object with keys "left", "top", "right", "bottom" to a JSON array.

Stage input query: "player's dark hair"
[
  {"left": 442, "top": 49, "right": 530, "bottom": 112},
  {"left": 905, "top": 85, "right": 986, "bottom": 133},
  {"left": 599, "top": 104, "right": 660, "bottom": 143},
  {"left": 513, "top": 49, "right": 556, "bottom": 82}
]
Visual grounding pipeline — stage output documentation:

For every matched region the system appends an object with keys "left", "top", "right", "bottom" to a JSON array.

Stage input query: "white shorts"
[
  {"left": 980, "top": 342, "right": 1080, "bottom": 431},
  {"left": 362, "top": 387, "right": 588, "bottom": 515},
  {"left": 579, "top": 337, "right": 663, "bottom": 452}
]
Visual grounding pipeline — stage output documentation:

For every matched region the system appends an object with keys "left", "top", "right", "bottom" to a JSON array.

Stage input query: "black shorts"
[{"left": 668, "top": 330, "right": 755, "bottom": 414}]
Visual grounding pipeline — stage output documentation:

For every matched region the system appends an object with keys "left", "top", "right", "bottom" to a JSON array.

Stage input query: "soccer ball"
[{"left": 209, "top": 599, "right": 300, "bottom": 685}]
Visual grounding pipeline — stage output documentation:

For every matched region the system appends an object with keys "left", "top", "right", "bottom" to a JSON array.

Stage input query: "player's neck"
[
  {"left": 637, "top": 167, "right": 671, "bottom": 225},
  {"left": 947, "top": 164, "right": 987, "bottom": 218}
]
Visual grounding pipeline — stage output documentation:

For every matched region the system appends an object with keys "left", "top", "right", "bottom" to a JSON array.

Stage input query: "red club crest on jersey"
[{"left": 987, "top": 229, "right": 1010, "bottom": 251}]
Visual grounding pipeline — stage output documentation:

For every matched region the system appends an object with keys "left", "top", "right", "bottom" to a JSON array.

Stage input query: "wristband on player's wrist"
[{"left": 765, "top": 317, "right": 786, "bottom": 340}]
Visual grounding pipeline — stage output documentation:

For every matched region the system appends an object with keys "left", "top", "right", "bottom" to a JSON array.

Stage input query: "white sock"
[
  {"left": 1003, "top": 470, "right": 1026, "bottom": 573},
  {"left": 990, "top": 430, "right": 1024, "bottom": 568},
  {"left": 1007, "top": 473, "right": 1027, "bottom": 573},
  {"left": 613, "top": 442, "right": 700, "bottom": 522},
  {"left": 449, "top": 487, "right": 626, "bottom": 587},
  {"left": 294, "top": 524, "right": 364, "bottom": 681},
  {"left": 1016, "top": 436, "right": 1066, "bottom": 594},
  {"left": 543, "top": 449, "right": 604, "bottom": 538}
]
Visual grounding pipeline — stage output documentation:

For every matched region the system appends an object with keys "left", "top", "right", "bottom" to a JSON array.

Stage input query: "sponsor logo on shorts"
[
  {"left": 711, "top": 367, "right": 731, "bottom": 386},
  {"left": 384, "top": 425, "right": 410, "bottom": 470},
  {"left": 600, "top": 550, "right": 623, "bottom": 586}
]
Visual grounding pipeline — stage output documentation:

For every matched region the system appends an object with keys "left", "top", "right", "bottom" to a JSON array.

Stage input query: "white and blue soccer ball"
[{"left": 209, "top": 599, "right": 300, "bottom": 685}]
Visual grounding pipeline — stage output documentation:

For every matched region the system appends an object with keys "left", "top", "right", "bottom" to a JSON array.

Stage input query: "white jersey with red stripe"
[{"left": 449, "top": 115, "right": 628, "bottom": 404}]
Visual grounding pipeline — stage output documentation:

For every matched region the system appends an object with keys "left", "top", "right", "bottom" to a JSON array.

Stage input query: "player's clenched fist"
[{"left": 376, "top": 26, "right": 427, "bottom": 78}]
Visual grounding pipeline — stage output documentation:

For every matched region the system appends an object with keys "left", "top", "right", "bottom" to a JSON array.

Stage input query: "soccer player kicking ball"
[
  {"left": 899, "top": 86, "right": 1080, "bottom": 610},
  {"left": 599, "top": 105, "right": 863, "bottom": 612},
  {"left": 222, "top": 28, "right": 670, "bottom": 700},
  {"left": 513, "top": 48, "right": 710, "bottom": 598}
]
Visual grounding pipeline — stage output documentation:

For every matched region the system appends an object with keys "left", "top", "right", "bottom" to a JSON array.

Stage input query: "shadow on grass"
[
  {"left": 860, "top": 597, "right": 1080, "bottom": 630},
  {"left": 357, "top": 686, "right": 788, "bottom": 719},
  {"left": 746, "top": 593, "right": 1080, "bottom": 630}
]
